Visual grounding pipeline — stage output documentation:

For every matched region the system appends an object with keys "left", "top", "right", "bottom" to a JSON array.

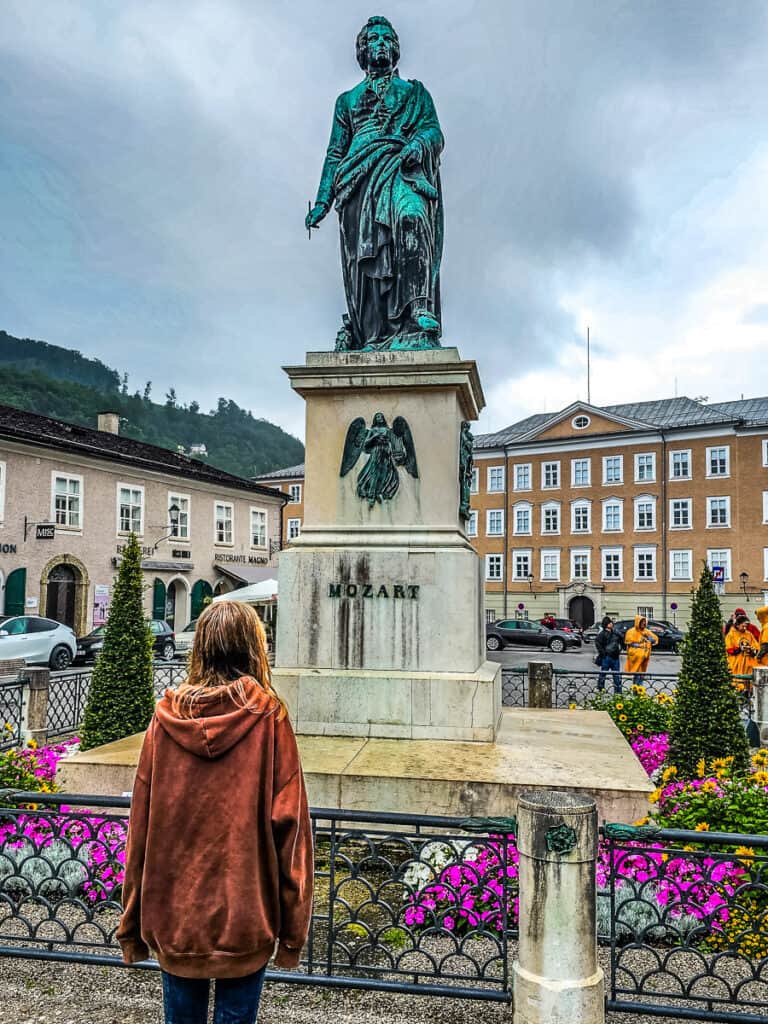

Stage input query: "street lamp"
[
  {"left": 739, "top": 571, "right": 750, "bottom": 602},
  {"left": 527, "top": 572, "right": 535, "bottom": 598},
  {"left": 153, "top": 503, "right": 181, "bottom": 552}
]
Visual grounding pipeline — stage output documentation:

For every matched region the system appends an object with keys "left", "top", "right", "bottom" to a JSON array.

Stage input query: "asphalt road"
[{"left": 486, "top": 640, "right": 683, "bottom": 675}]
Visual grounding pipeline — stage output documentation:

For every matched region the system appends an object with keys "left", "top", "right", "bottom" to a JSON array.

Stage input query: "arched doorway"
[
  {"left": 191, "top": 579, "right": 213, "bottom": 620},
  {"left": 568, "top": 595, "right": 595, "bottom": 629},
  {"left": 45, "top": 564, "right": 78, "bottom": 628},
  {"left": 4, "top": 568, "right": 26, "bottom": 616},
  {"left": 165, "top": 578, "right": 189, "bottom": 629}
]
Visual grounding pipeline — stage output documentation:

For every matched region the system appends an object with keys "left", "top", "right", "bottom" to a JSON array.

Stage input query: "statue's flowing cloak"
[{"left": 317, "top": 77, "right": 444, "bottom": 348}]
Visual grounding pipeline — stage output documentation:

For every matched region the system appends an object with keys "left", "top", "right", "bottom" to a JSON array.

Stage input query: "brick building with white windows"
[
  {"left": 250, "top": 395, "right": 768, "bottom": 631},
  {"left": 471, "top": 396, "right": 768, "bottom": 628},
  {"left": 252, "top": 464, "right": 305, "bottom": 541},
  {"left": 0, "top": 405, "right": 286, "bottom": 636}
]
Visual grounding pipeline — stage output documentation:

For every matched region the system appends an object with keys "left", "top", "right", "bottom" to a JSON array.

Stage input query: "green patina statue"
[
  {"left": 306, "top": 16, "right": 444, "bottom": 352},
  {"left": 459, "top": 420, "right": 474, "bottom": 522},
  {"left": 340, "top": 412, "right": 418, "bottom": 506}
]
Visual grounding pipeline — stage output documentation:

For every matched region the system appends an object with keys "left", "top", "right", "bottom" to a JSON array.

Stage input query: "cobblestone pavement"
[{"left": 0, "top": 959, "right": 724, "bottom": 1024}]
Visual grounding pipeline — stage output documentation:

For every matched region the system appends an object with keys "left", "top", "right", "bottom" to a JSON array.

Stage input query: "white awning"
[{"left": 212, "top": 579, "right": 279, "bottom": 604}]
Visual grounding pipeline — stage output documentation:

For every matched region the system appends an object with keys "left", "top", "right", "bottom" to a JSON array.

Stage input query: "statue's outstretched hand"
[{"left": 306, "top": 203, "right": 328, "bottom": 230}]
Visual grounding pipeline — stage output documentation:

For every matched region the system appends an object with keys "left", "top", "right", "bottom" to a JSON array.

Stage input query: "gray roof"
[
  {"left": 253, "top": 462, "right": 305, "bottom": 481},
  {"left": 475, "top": 396, "right": 768, "bottom": 449}
]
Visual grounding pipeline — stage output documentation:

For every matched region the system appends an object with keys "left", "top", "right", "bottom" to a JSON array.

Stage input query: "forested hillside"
[{"left": 0, "top": 333, "right": 303, "bottom": 479}]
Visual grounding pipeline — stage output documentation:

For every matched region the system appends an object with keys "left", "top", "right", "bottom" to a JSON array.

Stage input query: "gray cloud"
[{"left": 1, "top": 0, "right": 767, "bottom": 437}]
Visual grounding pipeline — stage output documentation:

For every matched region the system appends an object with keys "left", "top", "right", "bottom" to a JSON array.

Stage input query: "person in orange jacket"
[
  {"left": 725, "top": 613, "right": 759, "bottom": 677},
  {"left": 623, "top": 615, "right": 658, "bottom": 681},
  {"left": 757, "top": 606, "right": 768, "bottom": 665}
]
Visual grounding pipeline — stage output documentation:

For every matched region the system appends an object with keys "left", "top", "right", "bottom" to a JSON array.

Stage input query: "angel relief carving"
[{"left": 340, "top": 412, "right": 418, "bottom": 507}]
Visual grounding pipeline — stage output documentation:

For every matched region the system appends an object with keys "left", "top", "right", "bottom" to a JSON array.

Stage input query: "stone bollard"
[
  {"left": 513, "top": 790, "right": 604, "bottom": 1024},
  {"left": 20, "top": 668, "right": 50, "bottom": 747},
  {"left": 755, "top": 667, "right": 768, "bottom": 747},
  {"left": 528, "top": 662, "right": 553, "bottom": 709}
]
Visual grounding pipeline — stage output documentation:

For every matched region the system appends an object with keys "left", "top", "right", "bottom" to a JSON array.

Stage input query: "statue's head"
[
  {"left": 356, "top": 16, "right": 400, "bottom": 72},
  {"left": 372, "top": 411, "right": 387, "bottom": 427}
]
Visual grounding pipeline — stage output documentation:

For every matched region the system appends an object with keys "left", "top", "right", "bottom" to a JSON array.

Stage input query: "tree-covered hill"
[{"left": 0, "top": 333, "right": 303, "bottom": 479}]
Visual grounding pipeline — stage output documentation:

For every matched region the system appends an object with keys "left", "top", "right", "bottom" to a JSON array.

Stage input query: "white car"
[
  {"left": 0, "top": 615, "right": 77, "bottom": 670},
  {"left": 174, "top": 619, "right": 198, "bottom": 658}
]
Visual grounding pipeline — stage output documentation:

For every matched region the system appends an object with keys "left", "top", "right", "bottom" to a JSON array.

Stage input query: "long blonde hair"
[{"left": 172, "top": 601, "right": 286, "bottom": 719}]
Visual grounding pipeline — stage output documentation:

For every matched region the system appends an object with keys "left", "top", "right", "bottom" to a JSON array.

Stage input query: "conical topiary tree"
[
  {"left": 668, "top": 564, "right": 749, "bottom": 777},
  {"left": 79, "top": 533, "right": 155, "bottom": 750}
]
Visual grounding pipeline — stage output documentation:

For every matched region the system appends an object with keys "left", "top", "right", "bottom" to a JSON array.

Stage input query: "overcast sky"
[{"left": 2, "top": 1, "right": 768, "bottom": 442}]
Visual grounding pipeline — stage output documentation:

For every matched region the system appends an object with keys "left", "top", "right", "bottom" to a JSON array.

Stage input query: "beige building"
[
  {"left": 472, "top": 396, "right": 768, "bottom": 628},
  {"left": 262, "top": 395, "right": 768, "bottom": 630},
  {"left": 0, "top": 405, "right": 286, "bottom": 636}
]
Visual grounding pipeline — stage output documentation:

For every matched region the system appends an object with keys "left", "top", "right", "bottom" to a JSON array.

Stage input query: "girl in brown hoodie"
[{"left": 117, "top": 601, "right": 313, "bottom": 1023}]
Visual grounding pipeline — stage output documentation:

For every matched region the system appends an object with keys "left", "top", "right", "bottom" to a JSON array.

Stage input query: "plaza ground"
[{"left": 488, "top": 642, "right": 682, "bottom": 674}]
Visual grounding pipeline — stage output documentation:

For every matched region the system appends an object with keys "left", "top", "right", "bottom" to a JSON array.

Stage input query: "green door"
[
  {"left": 4, "top": 568, "right": 26, "bottom": 616},
  {"left": 152, "top": 578, "right": 166, "bottom": 621},
  {"left": 191, "top": 579, "right": 213, "bottom": 620}
]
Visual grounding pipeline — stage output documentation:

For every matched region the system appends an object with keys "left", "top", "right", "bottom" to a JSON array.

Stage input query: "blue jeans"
[
  {"left": 162, "top": 968, "right": 266, "bottom": 1024},
  {"left": 598, "top": 656, "right": 622, "bottom": 694}
]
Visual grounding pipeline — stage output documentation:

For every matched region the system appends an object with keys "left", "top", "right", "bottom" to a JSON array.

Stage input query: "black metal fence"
[
  {"left": 601, "top": 823, "right": 768, "bottom": 1022},
  {"left": 46, "top": 671, "right": 92, "bottom": 739},
  {"left": 0, "top": 678, "right": 24, "bottom": 752},
  {"left": 0, "top": 793, "right": 515, "bottom": 1002},
  {"left": 553, "top": 669, "right": 679, "bottom": 708}
]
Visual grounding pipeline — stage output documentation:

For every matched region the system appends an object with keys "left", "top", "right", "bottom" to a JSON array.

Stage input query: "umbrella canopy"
[{"left": 212, "top": 578, "right": 279, "bottom": 604}]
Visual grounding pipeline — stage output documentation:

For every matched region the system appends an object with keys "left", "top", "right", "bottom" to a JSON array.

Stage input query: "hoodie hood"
[
  {"left": 757, "top": 606, "right": 768, "bottom": 627},
  {"left": 633, "top": 614, "right": 646, "bottom": 630},
  {"left": 154, "top": 677, "right": 276, "bottom": 759}
]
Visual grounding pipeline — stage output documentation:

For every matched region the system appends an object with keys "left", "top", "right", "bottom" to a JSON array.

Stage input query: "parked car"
[
  {"left": 485, "top": 619, "right": 582, "bottom": 654},
  {"left": 174, "top": 618, "right": 198, "bottom": 658},
  {"left": 0, "top": 615, "right": 77, "bottom": 670},
  {"left": 75, "top": 619, "right": 176, "bottom": 663},
  {"left": 612, "top": 619, "right": 685, "bottom": 654},
  {"left": 538, "top": 617, "right": 583, "bottom": 639},
  {"left": 582, "top": 624, "right": 600, "bottom": 644}
]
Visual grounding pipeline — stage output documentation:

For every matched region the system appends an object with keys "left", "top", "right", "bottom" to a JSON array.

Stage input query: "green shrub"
[
  {"left": 79, "top": 534, "right": 155, "bottom": 750},
  {"left": 668, "top": 565, "right": 749, "bottom": 778}
]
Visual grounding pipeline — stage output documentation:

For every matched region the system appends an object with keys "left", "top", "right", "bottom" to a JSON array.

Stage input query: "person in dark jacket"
[
  {"left": 595, "top": 616, "right": 623, "bottom": 694},
  {"left": 118, "top": 601, "right": 313, "bottom": 1024}
]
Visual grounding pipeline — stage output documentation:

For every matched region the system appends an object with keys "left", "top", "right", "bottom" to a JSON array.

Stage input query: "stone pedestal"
[{"left": 275, "top": 348, "right": 501, "bottom": 741}]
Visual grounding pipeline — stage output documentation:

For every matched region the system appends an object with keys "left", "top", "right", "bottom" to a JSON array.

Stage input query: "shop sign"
[
  {"left": 93, "top": 585, "right": 110, "bottom": 627},
  {"left": 214, "top": 553, "right": 269, "bottom": 566},
  {"left": 171, "top": 549, "right": 192, "bottom": 559},
  {"left": 35, "top": 524, "right": 56, "bottom": 540},
  {"left": 116, "top": 544, "right": 154, "bottom": 557},
  {"left": 0, "top": 543, "right": 17, "bottom": 555}
]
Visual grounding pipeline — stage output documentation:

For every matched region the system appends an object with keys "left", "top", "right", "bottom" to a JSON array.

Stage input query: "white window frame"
[
  {"left": 214, "top": 500, "right": 234, "bottom": 545},
  {"left": 513, "top": 463, "right": 532, "bottom": 492},
  {"left": 541, "top": 501, "right": 561, "bottom": 535},
  {"left": 763, "top": 491, "right": 768, "bottom": 525},
  {"left": 512, "top": 502, "right": 532, "bottom": 536},
  {"left": 637, "top": 605, "right": 655, "bottom": 620},
  {"left": 52, "top": 471, "right": 84, "bottom": 531},
  {"left": 634, "top": 546, "right": 657, "bottom": 582},
  {"left": 485, "top": 553, "right": 504, "bottom": 582},
  {"left": 764, "top": 548, "right": 768, "bottom": 582},
  {"left": 571, "top": 500, "right": 591, "bottom": 534},
  {"left": 669, "top": 497, "right": 692, "bottom": 531},
  {"left": 540, "top": 549, "right": 561, "bottom": 582},
  {"left": 572, "top": 414, "right": 590, "bottom": 430},
  {"left": 602, "top": 498, "right": 623, "bottom": 533},
  {"left": 487, "top": 466, "right": 506, "bottom": 493},
  {"left": 287, "top": 517, "right": 302, "bottom": 541},
  {"left": 470, "top": 468, "right": 479, "bottom": 494},
  {"left": 570, "top": 548, "right": 590, "bottom": 581},
  {"left": 634, "top": 452, "right": 656, "bottom": 483},
  {"left": 669, "top": 549, "right": 693, "bottom": 582},
  {"left": 0, "top": 461, "right": 5, "bottom": 523},
  {"left": 288, "top": 483, "right": 302, "bottom": 504},
  {"left": 542, "top": 461, "right": 560, "bottom": 489},
  {"left": 706, "top": 495, "right": 731, "bottom": 528},
  {"left": 486, "top": 508, "right": 505, "bottom": 536},
  {"left": 116, "top": 482, "right": 144, "bottom": 536},
  {"left": 634, "top": 494, "right": 656, "bottom": 531},
  {"left": 250, "top": 507, "right": 267, "bottom": 549},
  {"left": 571, "top": 458, "right": 591, "bottom": 487},
  {"left": 707, "top": 548, "right": 732, "bottom": 581},
  {"left": 511, "top": 549, "right": 533, "bottom": 582},
  {"left": 763, "top": 439, "right": 768, "bottom": 467},
  {"left": 466, "top": 510, "right": 478, "bottom": 537},
  {"left": 669, "top": 449, "right": 692, "bottom": 481},
  {"left": 602, "top": 547, "right": 623, "bottom": 582},
  {"left": 706, "top": 445, "right": 730, "bottom": 479},
  {"left": 168, "top": 491, "right": 191, "bottom": 541},
  {"left": 602, "top": 455, "right": 623, "bottom": 485}
]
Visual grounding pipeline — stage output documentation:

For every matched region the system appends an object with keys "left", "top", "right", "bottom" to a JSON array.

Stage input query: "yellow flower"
[
  {"left": 568, "top": 703, "right": 577, "bottom": 710},
  {"left": 702, "top": 780, "right": 718, "bottom": 793},
  {"left": 26, "top": 738, "right": 38, "bottom": 750},
  {"left": 695, "top": 822, "right": 710, "bottom": 832},
  {"left": 3, "top": 722, "right": 12, "bottom": 732},
  {"left": 633, "top": 816, "right": 649, "bottom": 826},
  {"left": 615, "top": 702, "right": 624, "bottom": 710},
  {"left": 619, "top": 714, "right": 628, "bottom": 722},
  {"left": 751, "top": 770, "right": 768, "bottom": 787},
  {"left": 697, "top": 758, "right": 706, "bottom": 779},
  {"left": 662, "top": 766, "right": 677, "bottom": 782},
  {"left": 734, "top": 846, "right": 755, "bottom": 860},
  {"left": 682, "top": 844, "right": 696, "bottom": 852},
  {"left": 636, "top": 724, "right": 644, "bottom": 732},
  {"left": 649, "top": 788, "right": 662, "bottom": 804}
]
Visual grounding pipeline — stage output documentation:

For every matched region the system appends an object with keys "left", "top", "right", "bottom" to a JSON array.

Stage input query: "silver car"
[
  {"left": 174, "top": 619, "right": 198, "bottom": 659},
  {"left": 0, "top": 615, "right": 77, "bottom": 669}
]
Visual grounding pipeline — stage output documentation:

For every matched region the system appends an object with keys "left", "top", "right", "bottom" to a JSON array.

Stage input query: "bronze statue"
[
  {"left": 459, "top": 420, "right": 474, "bottom": 522},
  {"left": 306, "top": 16, "right": 444, "bottom": 352},
  {"left": 340, "top": 412, "right": 418, "bottom": 506}
]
